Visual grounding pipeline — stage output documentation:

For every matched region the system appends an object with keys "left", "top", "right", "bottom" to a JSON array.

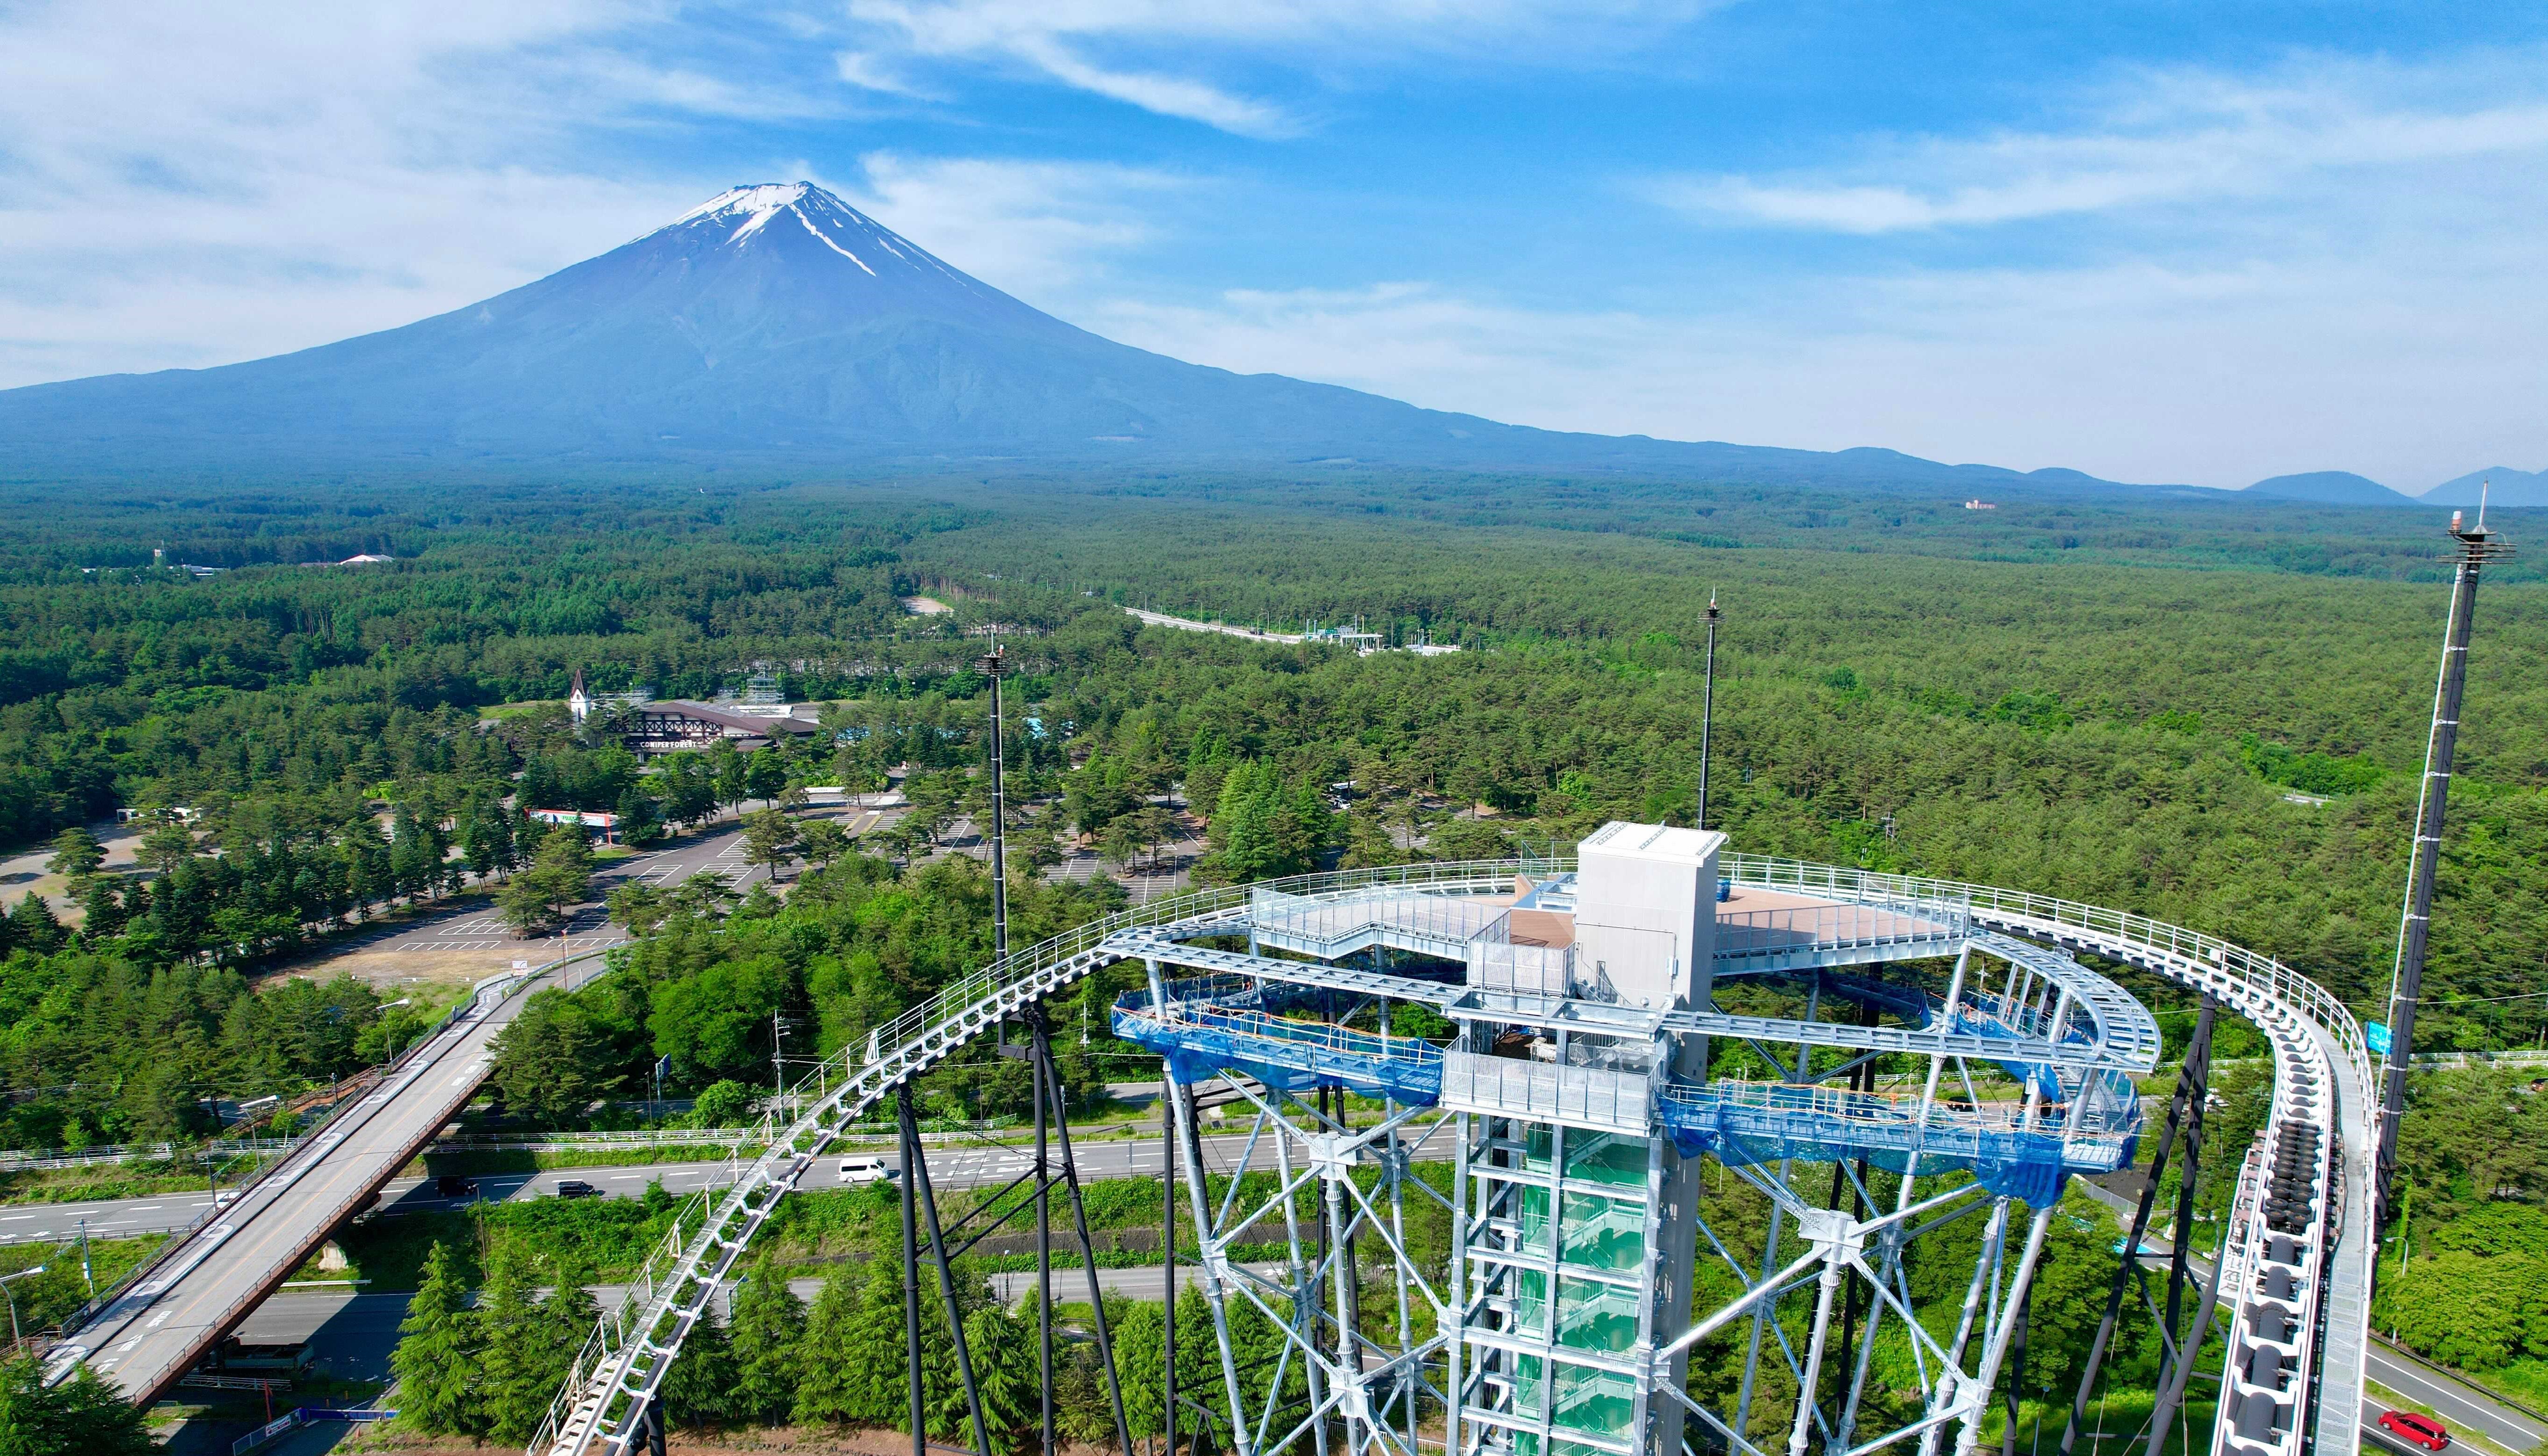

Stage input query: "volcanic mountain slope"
[{"left": 0, "top": 181, "right": 2160, "bottom": 488}]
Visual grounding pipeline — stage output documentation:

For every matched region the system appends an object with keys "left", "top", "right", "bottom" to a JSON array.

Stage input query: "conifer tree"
[
  {"left": 6, "top": 895, "right": 62, "bottom": 956},
  {"left": 477, "top": 1251, "right": 547, "bottom": 1444},
  {"left": 963, "top": 1303, "right": 1039, "bottom": 1447},
  {"left": 727, "top": 1261, "right": 807, "bottom": 1426},
  {"left": 0, "top": 1356, "right": 153, "bottom": 1456},
  {"left": 539, "top": 1265, "right": 602, "bottom": 1406},
  {"left": 837, "top": 1256, "right": 913, "bottom": 1427},
  {"left": 44, "top": 827, "right": 102, "bottom": 887},
  {"left": 391, "top": 1241, "right": 482, "bottom": 1434},
  {"left": 789, "top": 1270, "right": 863, "bottom": 1426},
  {"left": 660, "top": 1300, "right": 736, "bottom": 1428}
]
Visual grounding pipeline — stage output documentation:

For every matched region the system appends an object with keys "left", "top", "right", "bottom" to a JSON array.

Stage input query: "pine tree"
[
  {"left": 532, "top": 1268, "right": 601, "bottom": 1429},
  {"left": 389, "top": 803, "right": 431, "bottom": 901},
  {"left": 790, "top": 1270, "right": 863, "bottom": 1426},
  {"left": 477, "top": 1252, "right": 547, "bottom": 1445},
  {"left": 391, "top": 1242, "right": 482, "bottom": 1434},
  {"left": 0, "top": 1356, "right": 153, "bottom": 1455},
  {"left": 1111, "top": 1302, "right": 1166, "bottom": 1441},
  {"left": 836, "top": 1256, "right": 919, "bottom": 1427},
  {"left": 963, "top": 1303, "right": 1039, "bottom": 1449},
  {"left": 6, "top": 895, "right": 62, "bottom": 956},
  {"left": 43, "top": 826, "right": 102, "bottom": 886},
  {"left": 660, "top": 1301, "right": 736, "bottom": 1429},
  {"left": 727, "top": 1261, "right": 807, "bottom": 1426}
]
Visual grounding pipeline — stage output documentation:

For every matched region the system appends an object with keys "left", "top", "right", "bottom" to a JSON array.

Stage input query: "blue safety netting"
[
  {"left": 1115, "top": 982, "right": 1446, "bottom": 1104},
  {"left": 1118, "top": 976, "right": 2140, "bottom": 1209},
  {"left": 1655, "top": 1093, "right": 2101, "bottom": 1208}
]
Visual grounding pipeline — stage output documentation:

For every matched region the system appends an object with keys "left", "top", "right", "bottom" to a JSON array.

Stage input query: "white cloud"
[
  {"left": 0, "top": 0, "right": 813, "bottom": 386},
  {"left": 1651, "top": 58, "right": 2548, "bottom": 232},
  {"left": 834, "top": 49, "right": 940, "bottom": 99},
  {"left": 839, "top": 0, "right": 1706, "bottom": 135},
  {"left": 843, "top": 152, "right": 1188, "bottom": 295},
  {"left": 1082, "top": 224, "right": 2548, "bottom": 492}
]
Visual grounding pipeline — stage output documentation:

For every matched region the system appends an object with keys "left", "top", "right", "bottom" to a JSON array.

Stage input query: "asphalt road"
[
  {"left": 7, "top": 1128, "right": 1353, "bottom": 1243},
  {"left": 2359, "top": 1350, "right": 2548, "bottom": 1454},
  {"left": 47, "top": 953, "right": 617, "bottom": 1403}
]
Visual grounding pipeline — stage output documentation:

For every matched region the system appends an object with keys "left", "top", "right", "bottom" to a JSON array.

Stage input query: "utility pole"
[
  {"left": 1697, "top": 593, "right": 1722, "bottom": 830},
  {"left": 2376, "top": 498, "right": 2510, "bottom": 1228}
]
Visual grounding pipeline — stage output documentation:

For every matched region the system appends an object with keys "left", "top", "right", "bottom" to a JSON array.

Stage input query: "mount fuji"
[{"left": 0, "top": 182, "right": 2158, "bottom": 490}]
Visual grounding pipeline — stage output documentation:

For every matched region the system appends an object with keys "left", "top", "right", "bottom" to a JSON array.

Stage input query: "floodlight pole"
[
  {"left": 1697, "top": 593, "right": 1722, "bottom": 830},
  {"left": 0, "top": 1265, "right": 43, "bottom": 1348},
  {"left": 2376, "top": 502, "right": 2510, "bottom": 1229}
]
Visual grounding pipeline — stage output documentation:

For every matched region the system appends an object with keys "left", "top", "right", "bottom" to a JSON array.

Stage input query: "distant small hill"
[
  {"left": 2242, "top": 471, "right": 2418, "bottom": 506},
  {"left": 2422, "top": 466, "right": 2548, "bottom": 507}
]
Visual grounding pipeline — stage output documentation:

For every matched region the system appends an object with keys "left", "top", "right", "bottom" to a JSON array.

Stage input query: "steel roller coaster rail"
[{"left": 530, "top": 848, "right": 2370, "bottom": 1456}]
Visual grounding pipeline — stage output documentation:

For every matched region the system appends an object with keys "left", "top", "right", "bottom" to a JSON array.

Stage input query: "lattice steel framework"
[{"left": 531, "top": 847, "right": 2371, "bottom": 1456}]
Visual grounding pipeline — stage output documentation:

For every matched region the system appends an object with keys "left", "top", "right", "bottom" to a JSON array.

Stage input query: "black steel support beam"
[
  {"left": 903, "top": 1082, "right": 992, "bottom": 1456},
  {"left": 1035, "top": 1010, "right": 1136, "bottom": 1456},
  {"left": 2058, "top": 1002, "right": 2215, "bottom": 1456}
]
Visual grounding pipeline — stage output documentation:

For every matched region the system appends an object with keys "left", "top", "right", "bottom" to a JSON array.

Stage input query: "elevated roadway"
[{"left": 42, "top": 951, "right": 612, "bottom": 1403}]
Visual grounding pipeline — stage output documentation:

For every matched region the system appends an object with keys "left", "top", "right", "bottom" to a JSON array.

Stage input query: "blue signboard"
[{"left": 2365, "top": 1021, "right": 2392, "bottom": 1056}]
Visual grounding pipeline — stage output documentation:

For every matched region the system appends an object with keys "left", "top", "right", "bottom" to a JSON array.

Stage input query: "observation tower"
[{"left": 536, "top": 826, "right": 2372, "bottom": 1456}]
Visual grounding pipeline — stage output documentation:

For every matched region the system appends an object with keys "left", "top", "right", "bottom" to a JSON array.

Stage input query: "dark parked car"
[
  {"left": 434, "top": 1174, "right": 478, "bottom": 1199},
  {"left": 554, "top": 1179, "right": 604, "bottom": 1200}
]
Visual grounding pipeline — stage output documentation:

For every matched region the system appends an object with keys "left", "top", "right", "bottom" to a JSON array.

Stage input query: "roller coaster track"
[{"left": 529, "top": 856, "right": 2371, "bottom": 1456}]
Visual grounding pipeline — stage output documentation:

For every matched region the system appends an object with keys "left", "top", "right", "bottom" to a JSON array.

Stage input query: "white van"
[{"left": 837, "top": 1156, "right": 894, "bottom": 1184}]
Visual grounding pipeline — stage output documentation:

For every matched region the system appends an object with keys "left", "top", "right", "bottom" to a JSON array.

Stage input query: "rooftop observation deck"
[{"left": 1110, "top": 870, "right": 2159, "bottom": 1198}]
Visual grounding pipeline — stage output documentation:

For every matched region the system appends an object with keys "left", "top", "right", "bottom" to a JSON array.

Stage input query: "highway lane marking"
[
  {"left": 0, "top": 1215, "right": 34, "bottom": 1221},
  {"left": 2368, "top": 1359, "right": 2548, "bottom": 1441}
]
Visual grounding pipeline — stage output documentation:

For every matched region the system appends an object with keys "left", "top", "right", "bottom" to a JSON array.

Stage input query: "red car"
[{"left": 2378, "top": 1410, "right": 2450, "bottom": 1451}]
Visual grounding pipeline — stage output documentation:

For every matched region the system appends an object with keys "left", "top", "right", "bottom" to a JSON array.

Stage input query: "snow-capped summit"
[
  {"left": 673, "top": 182, "right": 820, "bottom": 229},
  {"left": 633, "top": 180, "right": 1017, "bottom": 320},
  {"left": 656, "top": 182, "right": 968, "bottom": 289},
  {"left": 0, "top": 182, "right": 2154, "bottom": 493},
  {"left": 0, "top": 174, "right": 1433, "bottom": 467}
]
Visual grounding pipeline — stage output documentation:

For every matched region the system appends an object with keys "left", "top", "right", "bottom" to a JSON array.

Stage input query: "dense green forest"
[{"left": 0, "top": 473, "right": 2543, "bottom": 1413}]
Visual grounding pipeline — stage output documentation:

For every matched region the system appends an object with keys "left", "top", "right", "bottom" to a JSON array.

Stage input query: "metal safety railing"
[
  {"left": 1439, "top": 1050, "right": 1649, "bottom": 1136},
  {"left": 532, "top": 854, "right": 2369, "bottom": 1456},
  {"left": 1716, "top": 852, "right": 2372, "bottom": 1456},
  {"left": 1249, "top": 883, "right": 1513, "bottom": 957},
  {"left": 529, "top": 860, "right": 1536, "bottom": 1455},
  {"left": 1711, "top": 897, "right": 1968, "bottom": 966},
  {"left": 48, "top": 963, "right": 563, "bottom": 1365}
]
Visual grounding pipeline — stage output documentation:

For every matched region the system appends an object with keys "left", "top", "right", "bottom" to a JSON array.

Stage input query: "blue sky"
[{"left": 2, "top": 0, "right": 2543, "bottom": 489}]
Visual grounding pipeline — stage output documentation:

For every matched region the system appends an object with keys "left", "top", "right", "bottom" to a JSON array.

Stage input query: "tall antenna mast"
[
  {"left": 2374, "top": 492, "right": 2510, "bottom": 1226},
  {"left": 981, "top": 638, "right": 1010, "bottom": 966},
  {"left": 1697, "top": 592, "right": 1722, "bottom": 830}
]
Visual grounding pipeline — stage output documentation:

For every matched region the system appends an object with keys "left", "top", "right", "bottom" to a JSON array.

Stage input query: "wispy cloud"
[
  {"left": 1649, "top": 57, "right": 2548, "bottom": 232},
  {"left": 839, "top": 0, "right": 1704, "bottom": 135},
  {"left": 0, "top": 0, "right": 842, "bottom": 386},
  {"left": 844, "top": 152, "right": 1189, "bottom": 294}
]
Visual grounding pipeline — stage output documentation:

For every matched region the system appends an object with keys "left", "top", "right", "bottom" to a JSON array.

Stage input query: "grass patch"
[
  {"left": 412, "top": 1142, "right": 757, "bottom": 1178},
  {"left": 2367, "top": 1380, "right": 2525, "bottom": 1456},
  {"left": 0, "top": 1236, "right": 166, "bottom": 1329},
  {"left": 0, "top": 1159, "right": 274, "bottom": 1205}
]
